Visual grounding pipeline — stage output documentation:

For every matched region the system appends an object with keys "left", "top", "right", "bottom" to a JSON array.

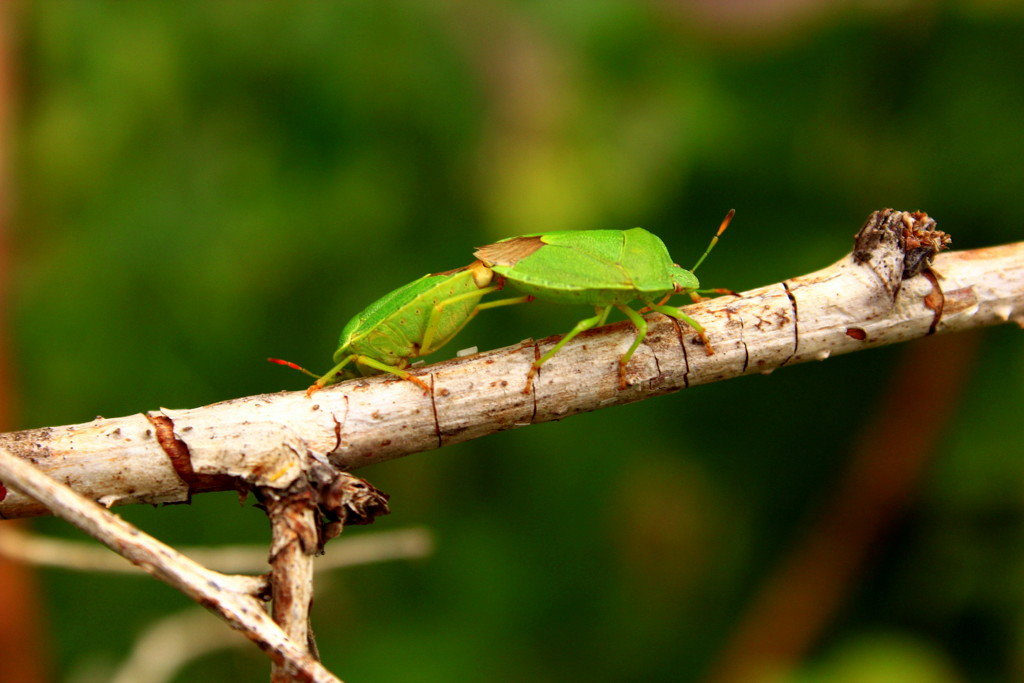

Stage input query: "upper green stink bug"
[
  {"left": 271, "top": 260, "right": 530, "bottom": 396},
  {"left": 473, "top": 211, "right": 733, "bottom": 393}
]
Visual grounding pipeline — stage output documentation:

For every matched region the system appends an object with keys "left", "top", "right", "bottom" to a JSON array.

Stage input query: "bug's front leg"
[
  {"left": 688, "top": 287, "right": 739, "bottom": 304},
  {"left": 354, "top": 356, "right": 432, "bottom": 394},
  {"left": 644, "top": 302, "right": 714, "bottom": 356}
]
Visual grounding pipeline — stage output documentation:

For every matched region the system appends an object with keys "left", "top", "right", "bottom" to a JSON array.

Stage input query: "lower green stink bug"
[
  {"left": 473, "top": 212, "right": 732, "bottom": 393},
  {"left": 271, "top": 260, "right": 530, "bottom": 396}
]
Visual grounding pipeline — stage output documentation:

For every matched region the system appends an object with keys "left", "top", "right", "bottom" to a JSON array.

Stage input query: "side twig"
[
  {"left": 0, "top": 525, "right": 432, "bottom": 575},
  {"left": 0, "top": 444, "right": 342, "bottom": 683}
]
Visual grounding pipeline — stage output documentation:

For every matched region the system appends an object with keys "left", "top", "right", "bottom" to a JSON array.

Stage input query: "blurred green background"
[{"left": 5, "top": 1, "right": 1023, "bottom": 681}]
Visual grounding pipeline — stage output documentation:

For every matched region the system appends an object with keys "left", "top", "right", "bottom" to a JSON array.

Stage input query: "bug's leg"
[
  {"left": 421, "top": 285, "right": 498, "bottom": 353},
  {"left": 614, "top": 305, "right": 648, "bottom": 390},
  {"left": 456, "top": 294, "right": 535, "bottom": 341},
  {"left": 638, "top": 292, "right": 673, "bottom": 314},
  {"left": 437, "top": 293, "right": 534, "bottom": 353},
  {"left": 307, "top": 355, "right": 358, "bottom": 397},
  {"left": 475, "top": 294, "right": 535, "bottom": 312},
  {"left": 352, "top": 355, "right": 432, "bottom": 394},
  {"left": 416, "top": 284, "right": 502, "bottom": 354},
  {"left": 644, "top": 302, "right": 714, "bottom": 355},
  {"left": 523, "top": 306, "right": 609, "bottom": 394},
  {"left": 420, "top": 287, "right": 533, "bottom": 355},
  {"left": 688, "top": 287, "right": 739, "bottom": 303}
]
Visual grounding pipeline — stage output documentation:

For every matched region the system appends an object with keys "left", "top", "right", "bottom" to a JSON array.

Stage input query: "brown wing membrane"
[{"left": 474, "top": 236, "right": 545, "bottom": 267}]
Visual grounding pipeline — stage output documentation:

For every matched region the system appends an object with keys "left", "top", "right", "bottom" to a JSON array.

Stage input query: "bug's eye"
[{"left": 669, "top": 264, "right": 699, "bottom": 292}]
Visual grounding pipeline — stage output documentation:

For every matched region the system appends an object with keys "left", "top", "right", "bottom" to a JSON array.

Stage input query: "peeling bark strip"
[
  {"left": 145, "top": 414, "right": 235, "bottom": 494},
  {"left": 1, "top": 211, "right": 1022, "bottom": 520}
]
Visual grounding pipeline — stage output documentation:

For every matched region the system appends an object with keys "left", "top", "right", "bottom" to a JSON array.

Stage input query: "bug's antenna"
[
  {"left": 690, "top": 209, "right": 734, "bottom": 274},
  {"left": 268, "top": 357, "right": 320, "bottom": 379}
]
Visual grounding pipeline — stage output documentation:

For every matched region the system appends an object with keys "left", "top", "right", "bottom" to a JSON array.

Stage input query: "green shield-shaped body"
[
  {"left": 476, "top": 228, "right": 698, "bottom": 306},
  {"left": 334, "top": 267, "right": 488, "bottom": 375}
]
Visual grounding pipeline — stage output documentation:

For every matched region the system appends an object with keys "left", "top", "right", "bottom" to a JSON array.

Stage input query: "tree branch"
[{"left": 1, "top": 210, "right": 1021, "bottom": 520}]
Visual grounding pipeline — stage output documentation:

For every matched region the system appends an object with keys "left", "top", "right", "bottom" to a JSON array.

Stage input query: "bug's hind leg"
[
  {"left": 644, "top": 302, "right": 714, "bottom": 355},
  {"left": 354, "top": 356, "right": 432, "bottom": 394},
  {"left": 523, "top": 306, "right": 609, "bottom": 394},
  {"left": 305, "top": 354, "right": 431, "bottom": 397},
  {"left": 306, "top": 354, "right": 358, "bottom": 397}
]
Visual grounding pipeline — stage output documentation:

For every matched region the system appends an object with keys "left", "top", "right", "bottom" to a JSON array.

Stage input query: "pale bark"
[
  {"left": 1, "top": 212, "right": 1021, "bottom": 520},
  {"left": 0, "top": 444, "right": 341, "bottom": 683}
]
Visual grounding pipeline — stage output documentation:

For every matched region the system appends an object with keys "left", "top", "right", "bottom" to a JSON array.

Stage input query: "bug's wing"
[
  {"left": 536, "top": 230, "right": 626, "bottom": 264},
  {"left": 620, "top": 228, "right": 676, "bottom": 291},
  {"left": 537, "top": 228, "right": 676, "bottom": 292},
  {"left": 499, "top": 235, "right": 632, "bottom": 290},
  {"left": 335, "top": 274, "right": 435, "bottom": 352},
  {"left": 474, "top": 236, "right": 545, "bottom": 267}
]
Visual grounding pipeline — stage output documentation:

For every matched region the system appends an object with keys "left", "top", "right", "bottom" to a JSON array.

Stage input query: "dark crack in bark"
[
  {"left": 647, "top": 321, "right": 663, "bottom": 380},
  {"left": 331, "top": 414, "right": 343, "bottom": 455},
  {"left": 670, "top": 318, "right": 691, "bottom": 388},
  {"left": 326, "top": 394, "right": 349, "bottom": 457},
  {"left": 780, "top": 281, "right": 799, "bottom": 366},
  {"left": 737, "top": 311, "right": 750, "bottom": 374},
  {"left": 529, "top": 340, "right": 540, "bottom": 422},
  {"left": 428, "top": 374, "right": 442, "bottom": 449}
]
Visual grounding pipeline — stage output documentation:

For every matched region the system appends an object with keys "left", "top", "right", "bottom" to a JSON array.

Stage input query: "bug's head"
[{"left": 669, "top": 264, "right": 699, "bottom": 294}]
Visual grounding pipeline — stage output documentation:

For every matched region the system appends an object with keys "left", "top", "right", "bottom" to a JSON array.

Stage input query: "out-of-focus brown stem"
[
  {"left": 706, "top": 331, "right": 980, "bottom": 682},
  {"left": 0, "top": 3, "right": 51, "bottom": 681}
]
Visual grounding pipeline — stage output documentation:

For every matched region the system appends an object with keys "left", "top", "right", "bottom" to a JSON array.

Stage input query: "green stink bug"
[
  {"left": 473, "top": 212, "right": 732, "bottom": 392},
  {"left": 271, "top": 260, "right": 530, "bottom": 396}
]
